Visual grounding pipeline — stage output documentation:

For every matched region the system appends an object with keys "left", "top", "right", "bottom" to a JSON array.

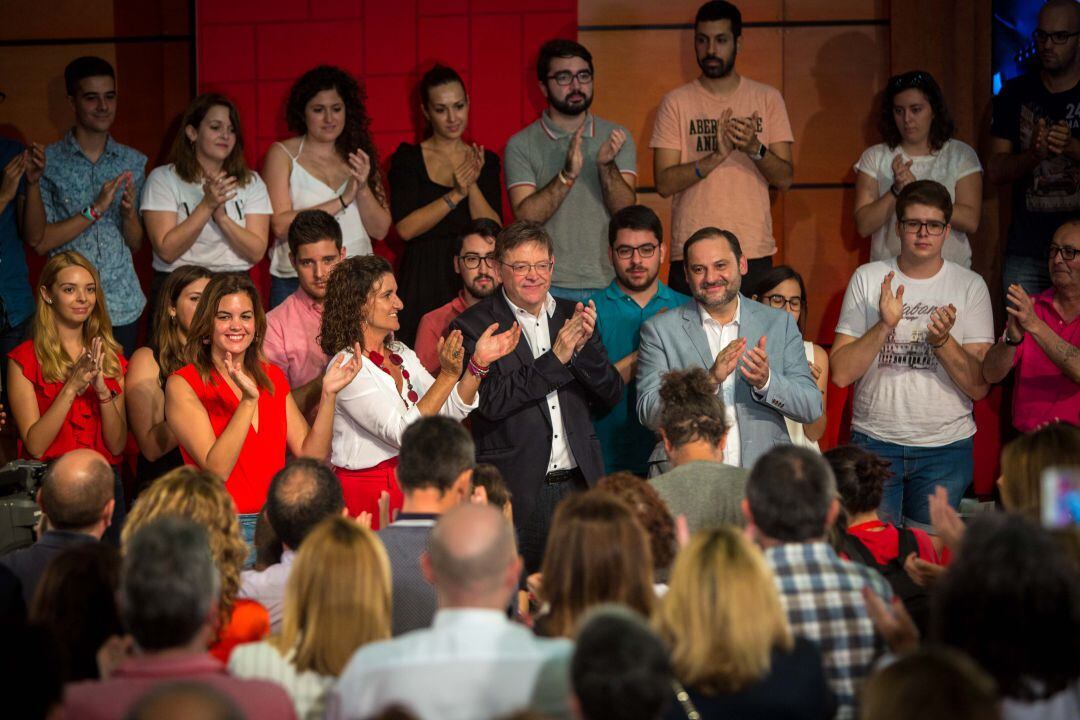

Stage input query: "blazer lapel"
[
  {"left": 681, "top": 302, "right": 714, "bottom": 368},
  {"left": 493, "top": 294, "right": 534, "bottom": 369}
]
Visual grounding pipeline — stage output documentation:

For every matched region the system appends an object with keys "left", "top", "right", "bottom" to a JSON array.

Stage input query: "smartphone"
[{"left": 1041, "top": 467, "right": 1080, "bottom": 529}]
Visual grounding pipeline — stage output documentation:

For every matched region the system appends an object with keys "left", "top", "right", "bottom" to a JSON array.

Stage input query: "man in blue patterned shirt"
[
  {"left": 26, "top": 56, "right": 146, "bottom": 355},
  {"left": 743, "top": 445, "right": 893, "bottom": 720}
]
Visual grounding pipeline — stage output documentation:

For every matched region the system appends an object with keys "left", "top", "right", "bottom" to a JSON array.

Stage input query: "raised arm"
[
  {"left": 509, "top": 125, "right": 582, "bottom": 223},
  {"left": 831, "top": 272, "right": 904, "bottom": 388},
  {"left": 165, "top": 368, "right": 255, "bottom": 480},
  {"left": 595, "top": 129, "right": 636, "bottom": 214},
  {"left": 125, "top": 349, "right": 176, "bottom": 462}
]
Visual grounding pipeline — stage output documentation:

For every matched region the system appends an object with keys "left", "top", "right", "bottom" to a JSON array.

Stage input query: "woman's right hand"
[
  {"left": 202, "top": 172, "right": 238, "bottom": 212},
  {"left": 437, "top": 330, "right": 466, "bottom": 377},
  {"left": 890, "top": 153, "right": 915, "bottom": 192},
  {"left": 225, "top": 351, "right": 260, "bottom": 400},
  {"left": 63, "top": 349, "right": 96, "bottom": 397}
]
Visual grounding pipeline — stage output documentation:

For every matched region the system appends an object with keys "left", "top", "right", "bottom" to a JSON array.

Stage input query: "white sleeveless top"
[
  {"left": 269, "top": 138, "right": 372, "bottom": 278},
  {"left": 785, "top": 340, "right": 821, "bottom": 453}
]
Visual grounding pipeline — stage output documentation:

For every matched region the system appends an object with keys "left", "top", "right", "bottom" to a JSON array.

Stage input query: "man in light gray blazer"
[{"left": 637, "top": 227, "right": 821, "bottom": 469}]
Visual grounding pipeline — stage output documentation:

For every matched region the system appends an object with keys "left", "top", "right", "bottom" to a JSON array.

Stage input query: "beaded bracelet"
[{"left": 467, "top": 358, "right": 490, "bottom": 378}]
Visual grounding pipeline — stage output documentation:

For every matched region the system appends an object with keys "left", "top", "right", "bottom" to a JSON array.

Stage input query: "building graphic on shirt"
[
  {"left": 1020, "top": 104, "right": 1080, "bottom": 213},
  {"left": 878, "top": 327, "right": 938, "bottom": 371}
]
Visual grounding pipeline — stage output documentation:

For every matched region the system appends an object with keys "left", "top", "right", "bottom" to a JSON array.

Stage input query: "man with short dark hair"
[
  {"left": 239, "top": 458, "right": 345, "bottom": 632},
  {"left": 506, "top": 39, "right": 637, "bottom": 302},
  {"left": 1, "top": 448, "right": 113, "bottom": 604},
  {"left": 831, "top": 179, "right": 993, "bottom": 528},
  {"left": 415, "top": 218, "right": 502, "bottom": 373},
  {"left": 265, "top": 209, "right": 345, "bottom": 418},
  {"left": 328, "top": 504, "right": 573, "bottom": 720},
  {"left": 590, "top": 205, "right": 688, "bottom": 474},
  {"left": 64, "top": 517, "right": 296, "bottom": 719},
  {"left": 379, "top": 416, "right": 478, "bottom": 635},
  {"left": 743, "top": 445, "right": 892, "bottom": 720},
  {"left": 451, "top": 220, "right": 622, "bottom": 572}
]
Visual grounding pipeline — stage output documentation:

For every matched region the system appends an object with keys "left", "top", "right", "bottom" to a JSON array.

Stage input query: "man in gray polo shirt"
[{"left": 506, "top": 39, "right": 638, "bottom": 302}]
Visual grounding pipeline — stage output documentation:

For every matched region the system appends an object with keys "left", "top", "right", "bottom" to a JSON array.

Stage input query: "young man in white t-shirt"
[{"left": 831, "top": 180, "right": 994, "bottom": 528}]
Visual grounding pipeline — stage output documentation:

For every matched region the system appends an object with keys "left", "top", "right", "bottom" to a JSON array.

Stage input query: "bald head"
[
  {"left": 266, "top": 458, "right": 344, "bottom": 549},
  {"left": 40, "top": 449, "right": 114, "bottom": 532},
  {"left": 426, "top": 504, "right": 518, "bottom": 606},
  {"left": 123, "top": 682, "right": 244, "bottom": 720}
]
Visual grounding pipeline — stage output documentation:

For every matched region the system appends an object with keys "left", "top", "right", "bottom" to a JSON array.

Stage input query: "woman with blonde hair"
[
  {"left": 999, "top": 421, "right": 1080, "bottom": 522},
  {"left": 655, "top": 528, "right": 835, "bottom": 719},
  {"left": 122, "top": 465, "right": 267, "bottom": 663},
  {"left": 229, "top": 516, "right": 392, "bottom": 719}
]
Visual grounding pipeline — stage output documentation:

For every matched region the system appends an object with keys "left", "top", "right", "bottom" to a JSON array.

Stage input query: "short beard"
[
  {"left": 550, "top": 91, "right": 593, "bottom": 117},
  {"left": 698, "top": 48, "right": 737, "bottom": 79},
  {"left": 465, "top": 277, "right": 498, "bottom": 300},
  {"left": 617, "top": 267, "right": 659, "bottom": 293},
  {"left": 693, "top": 281, "right": 739, "bottom": 310}
]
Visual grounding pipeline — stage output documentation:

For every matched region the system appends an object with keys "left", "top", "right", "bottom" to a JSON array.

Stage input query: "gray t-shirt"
[
  {"left": 505, "top": 112, "right": 637, "bottom": 289},
  {"left": 649, "top": 461, "right": 749, "bottom": 533},
  {"left": 378, "top": 517, "right": 437, "bottom": 636}
]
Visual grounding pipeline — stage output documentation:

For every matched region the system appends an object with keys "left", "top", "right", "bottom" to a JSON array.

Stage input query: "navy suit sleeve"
[{"left": 567, "top": 327, "right": 622, "bottom": 411}]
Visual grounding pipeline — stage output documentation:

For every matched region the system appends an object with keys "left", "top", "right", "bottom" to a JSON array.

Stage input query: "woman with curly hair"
[
  {"left": 122, "top": 465, "right": 266, "bottom": 663},
  {"left": 854, "top": 70, "right": 982, "bottom": 267},
  {"left": 595, "top": 472, "right": 677, "bottom": 585},
  {"left": 263, "top": 65, "right": 391, "bottom": 309},
  {"left": 319, "top": 254, "right": 519, "bottom": 525}
]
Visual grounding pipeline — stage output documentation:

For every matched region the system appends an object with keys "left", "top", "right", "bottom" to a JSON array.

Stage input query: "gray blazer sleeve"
[
  {"left": 753, "top": 312, "right": 822, "bottom": 424},
  {"left": 635, "top": 317, "right": 670, "bottom": 430}
]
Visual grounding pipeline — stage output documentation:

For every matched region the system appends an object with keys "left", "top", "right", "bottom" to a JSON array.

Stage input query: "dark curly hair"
[
  {"left": 319, "top": 254, "right": 396, "bottom": 356},
  {"left": 824, "top": 445, "right": 893, "bottom": 516},
  {"left": 597, "top": 472, "right": 677, "bottom": 574},
  {"left": 879, "top": 70, "right": 955, "bottom": 152},
  {"left": 658, "top": 368, "right": 728, "bottom": 448},
  {"left": 285, "top": 65, "right": 386, "bottom": 205}
]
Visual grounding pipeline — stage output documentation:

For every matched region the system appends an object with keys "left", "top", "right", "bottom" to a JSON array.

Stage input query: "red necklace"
[{"left": 367, "top": 349, "right": 418, "bottom": 406}]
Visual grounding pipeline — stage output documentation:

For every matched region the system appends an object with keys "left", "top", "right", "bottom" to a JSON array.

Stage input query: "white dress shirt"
[
  {"left": 331, "top": 345, "right": 478, "bottom": 470},
  {"left": 503, "top": 291, "right": 577, "bottom": 473},
  {"left": 228, "top": 641, "right": 333, "bottom": 720},
  {"left": 238, "top": 549, "right": 295, "bottom": 633}
]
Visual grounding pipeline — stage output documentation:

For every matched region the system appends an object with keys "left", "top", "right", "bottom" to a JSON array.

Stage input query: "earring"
[
  {"left": 44, "top": 298, "right": 53, "bottom": 305},
  {"left": 202, "top": 337, "right": 210, "bottom": 345}
]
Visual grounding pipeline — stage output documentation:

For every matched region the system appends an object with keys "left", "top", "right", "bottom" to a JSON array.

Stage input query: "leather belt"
[{"left": 544, "top": 468, "right": 581, "bottom": 485}]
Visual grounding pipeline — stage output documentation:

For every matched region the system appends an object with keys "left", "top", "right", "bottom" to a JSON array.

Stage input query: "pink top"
[
  {"left": 414, "top": 291, "right": 470, "bottom": 374},
  {"left": 1012, "top": 288, "right": 1080, "bottom": 432},
  {"left": 264, "top": 288, "right": 328, "bottom": 391}
]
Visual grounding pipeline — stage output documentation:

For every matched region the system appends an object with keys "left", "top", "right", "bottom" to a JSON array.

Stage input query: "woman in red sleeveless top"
[{"left": 165, "top": 272, "right": 359, "bottom": 544}]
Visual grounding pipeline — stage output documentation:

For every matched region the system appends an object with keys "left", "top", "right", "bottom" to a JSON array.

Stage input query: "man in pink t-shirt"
[
  {"left": 265, "top": 209, "right": 343, "bottom": 418},
  {"left": 651, "top": 0, "right": 794, "bottom": 296},
  {"left": 984, "top": 218, "right": 1080, "bottom": 430}
]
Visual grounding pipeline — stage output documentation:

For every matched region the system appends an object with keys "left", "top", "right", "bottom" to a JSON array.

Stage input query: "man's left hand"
[
  {"left": 739, "top": 335, "right": 770, "bottom": 390},
  {"left": 726, "top": 111, "right": 762, "bottom": 155}
]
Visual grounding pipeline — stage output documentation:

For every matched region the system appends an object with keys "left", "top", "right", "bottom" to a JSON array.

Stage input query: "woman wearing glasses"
[
  {"left": 389, "top": 64, "right": 502, "bottom": 346},
  {"left": 854, "top": 70, "right": 982, "bottom": 267},
  {"left": 318, "top": 255, "right": 519, "bottom": 526},
  {"left": 751, "top": 266, "right": 828, "bottom": 450}
]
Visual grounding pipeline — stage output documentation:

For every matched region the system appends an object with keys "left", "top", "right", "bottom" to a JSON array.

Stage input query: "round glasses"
[
  {"left": 763, "top": 294, "right": 802, "bottom": 310},
  {"left": 613, "top": 243, "right": 658, "bottom": 260}
]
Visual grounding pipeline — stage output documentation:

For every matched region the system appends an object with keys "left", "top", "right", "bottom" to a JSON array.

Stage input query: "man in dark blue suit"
[{"left": 452, "top": 221, "right": 622, "bottom": 571}]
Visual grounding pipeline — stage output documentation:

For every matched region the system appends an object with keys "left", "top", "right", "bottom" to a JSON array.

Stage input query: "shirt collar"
[
  {"left": 432, "top": 607, "right": 512, "bottom": 629},
  {"left": 697, "top": 295, "right": 741, "bottom": 328},
  {"left": 117, "top": 652, "right": 224, "bottom": 678},
  {"left": 502, "top": 288, "right": 556, "bottom": 319},
  {"left": 539, "top": 111, "right": 595, "bottom": 140},
  {"left": 293, "top": 288, "right": 324, "bottom": 316},
  {"left": 452, "top": 291, "right": 471, "bottom": 313},
  {"left": 63, "top": 128, "right": 118, "bottom": 161},
  {"left": 605, "top": 279, "right": 684, "bottom": 306}
]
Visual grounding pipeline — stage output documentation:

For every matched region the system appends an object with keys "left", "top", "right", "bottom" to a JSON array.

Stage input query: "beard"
[
  {"left": 698, "top": 48, "right": 737, "bottom": 79},
  {"left": 550, "top": 90, "right": 593, "bottom": 116},
  {"left": 465, "top": 274, "right": 498, "bottom": 300},
  {"left": 693, "top": 278, "right": 740, "bottom": 309},
  {"left": 617, "top": 265, "right": 660, "bottom": 293}
]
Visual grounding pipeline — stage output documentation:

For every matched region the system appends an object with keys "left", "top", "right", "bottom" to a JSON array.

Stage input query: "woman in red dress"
[{"left": 165, "top": 272, "right": 359, "bottom": 546}]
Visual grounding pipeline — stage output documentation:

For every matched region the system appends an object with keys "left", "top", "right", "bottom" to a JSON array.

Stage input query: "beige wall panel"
[
  {"left": 580, "top": 0, "right": 781, "bottom": 26},
  {"left": 0, "top": 1, "right": 116, "bottom": 40},
  {"left": 783, "top": 0, "right": 888, "bottom": 21}
]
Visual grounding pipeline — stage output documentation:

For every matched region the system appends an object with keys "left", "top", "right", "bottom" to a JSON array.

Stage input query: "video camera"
[{"left": 0, "top": 460, "right": 46, "bottom": 555}]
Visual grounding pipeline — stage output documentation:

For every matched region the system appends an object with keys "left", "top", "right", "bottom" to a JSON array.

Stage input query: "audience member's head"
[
  {"left": 860, "top": 645, "right": 1000, "bottom": 720},
  {"left": 658, "top": 368, "right": 728, "bottom": 463},
  {"left": 423, "top": 504, "right": 520, "bottom": 609},
  {"left": 572, "top": 605, "right": 673, "bottom": 720},
  {"left": 38, "top": 448, "right": 114, "bottom": 536},
  {"left": 122, "top": 517, "right": 220, "bottom": 653},
  {"left": 274, "top": 516, "right": 391, "bottom": 677},
  {"left": 895, "top": 178, "right": 953, "bottom": 225},
  {"left": 398, "top": 417, "right": 476, "bottom": 509},
  {"left": 453, "top": 218, "right": 502, "bottom": 302},
  {"left": 122, "top": 466, "right": 246, "bottom": 630},
  {"left": 878, "top": 70, "right": 955, "bottom": 152},
  {"left": 932, "top": 513, "right": 1080, "bottom": 701},
  {"left": 596, "top": 473, "right": 677, "bottom": 578},
  {"left": 471, "top": 462, "right": 513, "bottom": 524},
  {"left": 537, "top": 491, "right": 655, "bottom": 638},
  {"left": 266, "top": 458, "right": 345, "bottom": 550},
  {"left": 745, "top": 446, "right": 839, "bottom": 544},
  {"left": 30, "top": 542, "right": 121, "bottom": 682},
  {"left": 824, "top": 445, "right": 893, "bottom": 519},
  {"left": 253, "top": 505, "right": 283, "bottom": 571},
  {"left": 655, "top": 527, "right": 793, "bottom": 694},
  {"left": 123, "top": 681, "right": 245, "bottom": 720},
  {"left": 999, "top": 422, "right": 1080, "bottom": 522}
]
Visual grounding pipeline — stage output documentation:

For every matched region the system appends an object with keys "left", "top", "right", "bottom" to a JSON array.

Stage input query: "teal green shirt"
[{"left": 590, "top": 280, "right": 690, "bottom": 475}]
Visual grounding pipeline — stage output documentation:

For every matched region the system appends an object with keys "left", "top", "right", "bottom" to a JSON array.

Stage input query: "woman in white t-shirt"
[{"left": 854, "top": 71, "right": 982, "bottom": 267}]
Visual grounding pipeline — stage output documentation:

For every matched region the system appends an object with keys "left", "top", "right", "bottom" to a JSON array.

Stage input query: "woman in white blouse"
[
  {"left": 229, "top": 516, "right": 391, "bottom": 720},
  {"left": 319, "top": 254, "right": 519, "bottom": 526}
]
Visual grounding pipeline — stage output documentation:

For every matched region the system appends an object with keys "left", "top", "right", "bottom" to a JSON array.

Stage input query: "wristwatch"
[
  {"left": 1003, "top": 330, "right": 1024, "bottom": 346},
  {"left": 750, "top": 142, "right": 766, "bottom": 161}
]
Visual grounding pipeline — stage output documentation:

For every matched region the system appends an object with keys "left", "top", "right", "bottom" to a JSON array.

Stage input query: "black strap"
[
  {"left": 897, "top": 527, "right": 920, "bottom": 562},
  {"left": 842, "top": 532, "right": 880, "bottom": 568}
]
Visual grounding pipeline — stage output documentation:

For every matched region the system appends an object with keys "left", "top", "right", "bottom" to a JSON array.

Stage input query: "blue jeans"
[
  {"left": 238, "top": 512, "right": 259, "bottom": 568},
  {"left": 1003, "top": 254, "right": 1051, "bottom": 296},
  {"left": 850, "top": 431, "right": 973, "bottom": 528},
  {"left": 269, "top": 276, "right": 300, "bottom": 310},
  {"left": 549, "top": 286, "right": 604, "bottom": 304}
]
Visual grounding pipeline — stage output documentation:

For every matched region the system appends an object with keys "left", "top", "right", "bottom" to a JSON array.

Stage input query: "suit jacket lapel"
[
  {"left": 680, "top": 302, "right": 714, "bottom": 368},
  {"left": 493, "top": 294, "right": 534, "bottom": 369}
]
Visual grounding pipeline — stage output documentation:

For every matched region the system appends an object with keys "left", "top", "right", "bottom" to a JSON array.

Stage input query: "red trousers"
[{"left": 333, "top": 457, "right": 404, "bottom": 530}]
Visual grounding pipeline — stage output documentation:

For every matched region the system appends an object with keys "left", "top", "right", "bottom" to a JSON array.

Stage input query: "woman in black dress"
[{"left": 389, "top": 64, "right": 501, "bottom": 345}]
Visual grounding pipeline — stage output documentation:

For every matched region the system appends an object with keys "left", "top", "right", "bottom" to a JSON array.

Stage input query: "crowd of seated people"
[{"left": 1, "top": 0, "right": 1079, "bottom": 718}]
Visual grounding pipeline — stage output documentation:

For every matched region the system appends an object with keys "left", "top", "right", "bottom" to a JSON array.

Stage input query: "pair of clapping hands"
[{"left": 877, "top": 272, "right": 958, "bottom": 347}]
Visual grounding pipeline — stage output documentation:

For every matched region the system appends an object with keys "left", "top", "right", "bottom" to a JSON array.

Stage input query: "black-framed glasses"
[
  {"left": 1049, "top": 243, "right": 1080, "bottom": 262},
  {"left": 899, "top": 219, "right": 947, "bottom": 236},
  {"left": 763, "top": 294, "right": 802, "bottom": 310},
  {"left": 613, "top": 243, "right": 658, "bottom": 260},
  {"left": 547, "top": 70, "right": 593, "bottom": 86},
  {"left": 459, "top": 253, "right": 498, "bottom": 269},
  {"left": 1033, "top": 29, "right": 1080, "bottom": 45},
  {"left": 501, "top": 260, "right": 554, "bottom": 276}
]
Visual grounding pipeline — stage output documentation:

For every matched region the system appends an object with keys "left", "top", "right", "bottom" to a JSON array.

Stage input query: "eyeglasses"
[
  {"left": 899, "top": 219, "right": 947, "bottom": 236},
  {"left": 547, "top": 70, "right": 593, "bottom": 86},
  {"left": 501, "top": 260, "right": 554, "bottom": 277},
  {"left": 1033, "top": 29, "right": 1080, "bottom": 45},
  {"left": 613, "top": 243, "right": 658, "bottom": 260},
  {"left": 1049, "top": 243, "right": 1080, "bottom": 262},
  {"left": 459, "top": 253, "right": 498, "bottom": 269},
  {"left": 763, "top": 294, "right": 802, "bottom": 310}
]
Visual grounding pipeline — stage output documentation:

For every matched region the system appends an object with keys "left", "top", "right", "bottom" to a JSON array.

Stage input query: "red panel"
[
  {"left": 520, "top": 11, "right": 576, "bottom": 123},
  {"left": 256, "top": 21, "right": 363, "bottom": 81},
  {"left": 253, "top": 136, "right": 279, "bottom": 170},
  {"left": 310, "top": 0, "right": 364, "bottom": 19},
  {"left": 418, "top": 15, "right": 469, "bottom": 71},
  {"left": 470, "top": 14, "right": 523, "bottom": 152},
  {"left": 198, "top": 0, "right": 306, "bottom": 24},
  {"left": 419, "top": 0, "right": 466, "bottom": 14},
  {"left": 365, "top": 74, "right": 417, "bottom": 135},
  {"left": 524, "top": 0, "right": 576, "bottom": 10},
  {"left": 365, "top": 1, "right": 419, "bottom": 75},
  {"left": 199, "top": 24, "right": 255, "bottom": 84},
  {"left": 256, "top": 80, "right": 292, "bottom": 140},
  {"left": 972, "top": 389, "right": 1004, "bottom": 497}
]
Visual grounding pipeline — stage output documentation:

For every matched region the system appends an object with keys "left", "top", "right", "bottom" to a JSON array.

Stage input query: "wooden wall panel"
[
  {"left": 784, "top": 0, "right": 888, "bottom": 21},
  {"left": 580, "top": 0, "right": 781, "bottom": 25}
]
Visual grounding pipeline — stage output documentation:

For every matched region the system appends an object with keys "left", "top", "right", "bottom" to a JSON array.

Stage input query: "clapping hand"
[
  {"left": 473, "top": 322, "right": 521, "bottom": 366},
  {"left": 564, "top": 124, "right": 585, "bottom": 179},
  {"left": 438, "top": 329, "right": 466, "bottom": 377},
  {"left": 726, "top": 111, "right": 762, "bottom": 154},
  {"left": 88, "top": 337, "right": 111, "bottom": 397},
  {"left": 64, "top": 347, "right": 97, "bottom": 397},
  {"left": 1032, "top": 118, "right": 1052, "bottom": 160},
  {"left": 25, "top": 143, "right": 45, "bottom": 185},
  {"left": 597, "top": 128, "right": 627, "bottom": 166},
  {"left": 120, "top": 174, "right": 138, "bottom": 221},
  {"left": 710, "top": 337, "right": 745, "bottom": 383},
  {"left": 93, "top": 171, "right": 131, "bottom": 215},
  {"left": 891, "top": 153, "right": 916, "bottom": 192},
  {"left": 452, "top": 152, "right": 481, "bottom": 195},
  {"left": 202, "top": 171, "right": 237, "bottom": 213},
  {"left": 574, "top": 300, "right": 597, "bottom": 352},
  {"left": 224, "top": 351, "right": 260, "bottom": 400},
  {"left": 322, "top": 343, "right": 363, "bottom": 396},
  {"left": 1005, "top": 283, "right": 1039, "bottom": 334},
  {"left": 926, "top": 304, "right": 956, "bottom": 348},
  {"left": 553, "top": 312, "right": 586, "bottom": 364},
  {"left": 0, "top": 153, "right": 26, "bottom": 204},
  {"left": 739, "top": 335, "right": 770, "bottom": 390},
  {"left": 1047, "top": 119, "right": 1071, "bottom": 156},
  {"left": 879, "top": 271, "right": 905, "bottom": 328}
]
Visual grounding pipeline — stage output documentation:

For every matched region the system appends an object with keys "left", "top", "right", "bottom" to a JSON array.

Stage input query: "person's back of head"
[
  {"left": 999, "top": 421, "right": 1080, "bottom": 522},
  {"left": 572, "top": 605, "right": 673, "bottom": 720},
  {"left": 932, "top": 513, "right": 1080, "bottom": 701},
  {"left": 824, "top": 445, "right": 892, "bottom": 518},
  {"left": 596, "top": 473, "right": 676, "bottom": 577},
  {"left": 398, "top": 417, "right": 476, "bottom": 502},
  {"left": 860, "top": 646, "right": 1000, "bottom": 720},
  {"left": 657, "top": 368, "right": 728, "bottom": 461},
  {"left": 123, "top": 681, "right": 245, "bottom": 720},
  {"left": 39, "top": 448, "right": 114, "bottom": 535},
  {"left": 471, "top": 463, "right": 511, "bottom": 509},
  {"left": 745, "top": 446, "right": 838, "bottom": 543},
  {"left": 266, "top": 458, "right": 345, "bottom": 550},
  {"left": 122, "top": 516, "right": 220, "bottom": 653},
  {"left": 423, "top": 504, "right": 518, "bottom": 609}
]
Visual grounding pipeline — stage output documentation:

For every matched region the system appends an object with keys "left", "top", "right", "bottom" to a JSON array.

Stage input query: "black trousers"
[{"left": 518, "top": 468, "right": 587, "bottom": 574}]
